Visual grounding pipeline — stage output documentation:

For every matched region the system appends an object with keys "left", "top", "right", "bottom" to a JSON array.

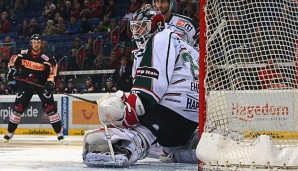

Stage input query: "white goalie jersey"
[
  {"left": 132, "top": 29, "right": 199, "bottom": 123},
  {"left": 166, "top": 13, "right": 199, "bottom": 46}
]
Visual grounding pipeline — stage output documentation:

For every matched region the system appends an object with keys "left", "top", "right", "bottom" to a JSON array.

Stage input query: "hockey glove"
[
  {"left": 45, "top": 81, "right": 55, "bottom": 92},
  {"left": 98, "top": 90, "right": 145, "bottom": 127},
  {"left": 122, "top": 93, "right": 145, "bottom": 127},
  {"left": 6, "top": 66, "right": 17, "bottom": 81}
]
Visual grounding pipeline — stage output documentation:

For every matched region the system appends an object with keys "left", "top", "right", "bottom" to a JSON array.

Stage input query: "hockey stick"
[
  {"left": 15, "top": 77, "right": 102, "bottom": 104},
  {"left": 15, "top": 77, "right": 45, "bottom": 88},
  {"left": 62, "top": 93, "right": 98, "bottom": 104}
]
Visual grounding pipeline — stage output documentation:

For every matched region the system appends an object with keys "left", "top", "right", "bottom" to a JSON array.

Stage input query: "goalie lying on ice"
[{"left": 82, "top": 4, "right": 199, "bottom": 168}]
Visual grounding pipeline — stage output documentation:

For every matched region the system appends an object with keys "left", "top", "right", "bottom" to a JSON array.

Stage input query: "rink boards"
[
  {"left": 1, "top": 90, "right": 298, "bottom": 138},
  {"left": 0, "top": 93, "right": 110, "bottom": 136}
]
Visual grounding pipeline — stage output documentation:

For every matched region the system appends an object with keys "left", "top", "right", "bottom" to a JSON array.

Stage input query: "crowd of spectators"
[
  {"left": 0, "top": 0, "right": 199, "bottom": 95},
  {"left": 1, "top": 0, "right": 295, "bottom": 95}
]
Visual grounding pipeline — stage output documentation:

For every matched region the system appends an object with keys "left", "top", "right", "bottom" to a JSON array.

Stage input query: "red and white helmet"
[{"left": 130, "top": 4, "right": 165, "bottom": 43}]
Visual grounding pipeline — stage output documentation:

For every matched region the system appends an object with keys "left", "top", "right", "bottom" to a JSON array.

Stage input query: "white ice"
[{"left": 0, "top": 135, "right": 197, "bottom": 171}]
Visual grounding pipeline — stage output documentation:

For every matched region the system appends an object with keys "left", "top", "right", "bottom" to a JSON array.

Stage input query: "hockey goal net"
[{"left": 197, "top": 0, "right": 298, "bottom": 170}]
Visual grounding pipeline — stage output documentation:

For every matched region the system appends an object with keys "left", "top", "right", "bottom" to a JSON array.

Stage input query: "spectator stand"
[
  {"left": 0, "top": 41, "right": 16, "bottom": 61},
  {"left": 59, "top": 69, "right": 115, "bottom": 91},
  {"left": 93, "top": 36, "right": 103, "bottom": 57},
  {"left": 111, "top": 26, "right": 120, "bottom": 47},
  {"left": 76, "top": 46, "right": 86, "bottom": 70}
]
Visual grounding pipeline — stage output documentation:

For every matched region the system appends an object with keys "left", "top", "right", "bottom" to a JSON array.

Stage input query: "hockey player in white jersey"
[
  {"left": 154, "top": 0, "right": 199, "bottom": 46},
  {"left": 82, "top": 4, "right": 199, "bottom": 167}
]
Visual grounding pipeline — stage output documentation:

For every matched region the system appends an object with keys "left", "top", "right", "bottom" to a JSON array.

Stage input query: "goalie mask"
[{"left": 130, "top": 4, "right": 165, "bottom": 43}]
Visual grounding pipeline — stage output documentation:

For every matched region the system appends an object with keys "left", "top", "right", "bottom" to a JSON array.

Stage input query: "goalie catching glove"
[{"left": 98, "top": 90, "right": 145, "bottom": 127}]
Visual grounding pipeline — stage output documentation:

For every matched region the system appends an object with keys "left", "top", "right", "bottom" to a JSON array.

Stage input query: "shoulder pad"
[
  {"left": 20, "top": 49, "right": 29, "bottom": 55},
  {"left": 173, "top": 13, "right": 193, "bottom": 22}
]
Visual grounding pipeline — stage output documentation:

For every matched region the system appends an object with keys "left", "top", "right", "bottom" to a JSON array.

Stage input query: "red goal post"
[{"left": 198, "top": 0, "right": 298, "bottom": 170}]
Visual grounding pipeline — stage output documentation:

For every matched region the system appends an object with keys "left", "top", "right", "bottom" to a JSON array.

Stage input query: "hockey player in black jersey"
[{"left": 4, "top": 34, "right": 64, "bottom": 143}]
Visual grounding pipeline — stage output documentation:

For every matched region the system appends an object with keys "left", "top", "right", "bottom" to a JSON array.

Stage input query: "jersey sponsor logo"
[
  {"left": 165, "top": 98, "right": 181, "bottom": 103},
  {"left": 175, "top": 32, "right": 185, "bottom": 39},
  {"left": 185, "top": 94, "right": 198, "bottom": 111},
  {"left": 176, "top": 19, "right": 193, "bottom": 32},
  {"left": 41, "top": 54, "right": 49, "bottom": 61},
  {"left": 191, "top": 82, "right": 198, "bottom": 93},
  {"left": 22, "top": 59, "right": 45, "bottom": 71},
  {"left": 136, "top": 67, "right": 159, "bottom": 79},
  {"left": 21, "top": 49, "right": 28, "bottom": 54}
]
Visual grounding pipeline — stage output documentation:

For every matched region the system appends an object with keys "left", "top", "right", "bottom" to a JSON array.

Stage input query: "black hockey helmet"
[
  {"left": 106, "top": 78, "right": 112, "bottom": 83},
  {"left": 86, "top": 77, "right": 93, "bottom": 83},
  {"left": 59, "top": 78, "right": 66, "bottom": 84},
  {"left": 31, "top": 34, "right": 42, "bottom": 41},
  {"left": 68, "top": 78, "right": 75, "bottom": 84}
]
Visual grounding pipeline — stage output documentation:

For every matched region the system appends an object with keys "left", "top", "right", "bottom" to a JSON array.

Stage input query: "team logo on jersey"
[
  {"left": 22, "top": 59, "right": 45, "bottom": 71},
  {"left": 41, "top": 54, "right": 49, "bottom": 61},
  {"left": 136, "top": 67, "right": 159, "bottom": 79},
  {"left": 165, "top": 98, "right": 181, "bottom": 103},
  {"left": 176, "top": 19, "right": 193, "bottom": 32}
]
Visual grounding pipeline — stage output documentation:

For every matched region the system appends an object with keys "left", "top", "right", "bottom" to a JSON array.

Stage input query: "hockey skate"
[
  {"left": 159, "top": 131, "right": 198, "bottom": 163},
  {"left": 57, "top": 132, "right": 64, "bottom": 144},
  {"left": 3, "top": 132, "right": 14, "bottom": 143}
]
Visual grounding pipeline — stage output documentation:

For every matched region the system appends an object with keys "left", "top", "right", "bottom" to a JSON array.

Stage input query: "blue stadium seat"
[{"left": 102, "top": 43, "right": 112, "bottom": 57}]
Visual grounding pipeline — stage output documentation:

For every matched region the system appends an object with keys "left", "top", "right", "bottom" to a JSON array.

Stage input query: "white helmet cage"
[{"left": 130, "top": 4, "right": 165, "bottom": 43}]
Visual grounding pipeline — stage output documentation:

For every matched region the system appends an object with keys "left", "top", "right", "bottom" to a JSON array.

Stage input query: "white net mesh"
[{"left": 199, "top": 0, "right": 298, "bottom": 169}]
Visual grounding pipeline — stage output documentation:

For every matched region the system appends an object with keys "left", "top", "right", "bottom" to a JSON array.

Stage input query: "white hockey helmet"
[{"left": 130, "top": 4, "right": 165, "bottom": 43}]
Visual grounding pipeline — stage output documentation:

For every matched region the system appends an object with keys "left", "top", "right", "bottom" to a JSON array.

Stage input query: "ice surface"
[{"left": 0, "top": 135, "right": 197, "bottom": 171}]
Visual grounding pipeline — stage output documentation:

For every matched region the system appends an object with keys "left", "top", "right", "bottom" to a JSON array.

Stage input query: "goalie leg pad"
[
  {"left": 83, "top": 125, "right": 152, "bottom": 167},
  {"left": 160, "top": 147, "right": 198, "bottom": 163},
  {"left": 159, "top": 130, "right": 198, "bottom": 163}
]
